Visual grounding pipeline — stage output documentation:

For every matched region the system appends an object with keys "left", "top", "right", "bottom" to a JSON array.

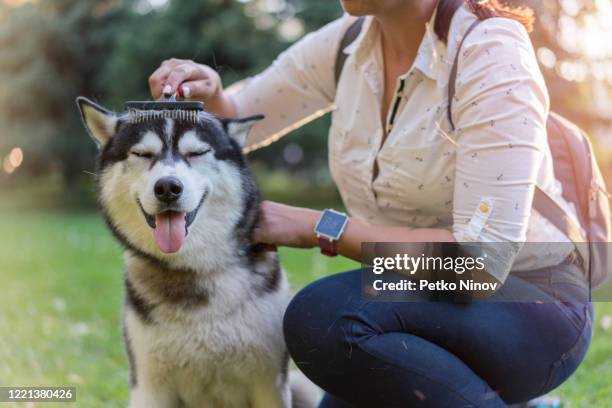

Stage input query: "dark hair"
[{"left": 435, "top": 0, "right": 535, "bottom": 43}]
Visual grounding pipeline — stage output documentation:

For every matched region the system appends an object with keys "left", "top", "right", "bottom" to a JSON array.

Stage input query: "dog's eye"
[
  {"left": 131, "top": 151, "right": 155, "bottom": 159},
  {"left": 186, "top": 149, "right": 211, "bottom": 159}
]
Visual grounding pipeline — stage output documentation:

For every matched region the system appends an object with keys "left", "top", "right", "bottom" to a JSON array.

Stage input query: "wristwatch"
[{"left": 314, "top": 209, "right": 349, "bottom": 257}]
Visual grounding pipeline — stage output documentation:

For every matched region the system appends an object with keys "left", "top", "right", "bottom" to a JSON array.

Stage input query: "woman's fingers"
[
  {"left": 251, "top": 201, "right": 320, "bottom": 248},
  {"left": 252, "top": 201, "right": 272, "bottom": 244},
  {"left": 180, "top": 79, "right": 217, "bottom": 101},
  {"left": 148, "top": 65, "right": 172, "bottom": 99},
  {"left": 149, "top": 58, "right": 188, "bottom": 98},
  {"left": 149, "top": 59, "right": 222, "bottom": 101},
  {"left": 164, "top": 63, "right": 207, "bottom": 96},
  {"left": 251, "top": 225, "right": 267, "bottom": 245},
  {"left": 149, "top": 58, "right": 222, "bottom": 101}
]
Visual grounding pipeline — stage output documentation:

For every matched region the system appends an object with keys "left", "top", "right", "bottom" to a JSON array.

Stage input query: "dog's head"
[{"left": 77, "top": 97, "right": 262, "bottom": 267}]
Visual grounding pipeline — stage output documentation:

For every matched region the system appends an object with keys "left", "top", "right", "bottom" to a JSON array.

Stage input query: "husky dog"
[{"left": 76, "top": 97, "right": 318, "bottom": 408}]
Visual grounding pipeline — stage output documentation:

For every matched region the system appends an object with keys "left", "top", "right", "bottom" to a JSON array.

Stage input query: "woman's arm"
[
  {"left": 252, "top": 201, "right": 454, "bottom": 263},
  {"left": 254, "top": 201, "right": 503, "bottom": 299},
  {"left": 226, "top": 16, "right": 352, "bottom": 150},
  {"left": 253, "top": 202, "right": 501, "bottom": 297},
  {"left": 148, "top": 16, "right": 356, "bottom": 149},
  {"left": 448, "top": 17, "right": 549, "bottom": 283}
]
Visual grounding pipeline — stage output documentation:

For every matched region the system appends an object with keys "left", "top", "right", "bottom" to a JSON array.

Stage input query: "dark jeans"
[{"left": 283, "top": 260, "right": 594, "bottom": 408}]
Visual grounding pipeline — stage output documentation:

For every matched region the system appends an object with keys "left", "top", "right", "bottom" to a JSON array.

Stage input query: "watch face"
[{"left": 315, "top": 210, "right": 348, "bottom": 240}]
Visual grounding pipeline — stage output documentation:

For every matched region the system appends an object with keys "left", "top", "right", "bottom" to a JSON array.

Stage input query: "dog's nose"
[{"left": 154, "top": 177, "right": 183, "bottom": 204}]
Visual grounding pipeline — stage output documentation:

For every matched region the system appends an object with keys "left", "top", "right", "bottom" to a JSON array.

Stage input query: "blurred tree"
[
  {"left": 291, "top": 0, "right": 343, "bottom": 31},
  {"left": 0, "top": 0, "right": 132, "bottom": 186},
  {"left": 100, "top": 0, "right": 283, "bottom": 109},
  {"left": 522, "top": 0, "right": 612, "bottom": 126}
]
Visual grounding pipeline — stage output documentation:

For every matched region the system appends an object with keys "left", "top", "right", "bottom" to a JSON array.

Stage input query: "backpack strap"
[
  {"left": 533, "top": 189, "right": 587, "bottom": 243},
  {"left": 447, "top": 19, "right": 482, "bottom": 131},
  {"left": 334, "top": 17, "right": 366, "bottom": 87},
  {"left": 447, "top": 19, "right": 588, "bottom": 245}
]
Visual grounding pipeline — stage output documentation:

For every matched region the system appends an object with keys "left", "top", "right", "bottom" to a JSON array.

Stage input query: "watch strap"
[{"left": 318, "top": 235, "right": 338, "bottom": 257}]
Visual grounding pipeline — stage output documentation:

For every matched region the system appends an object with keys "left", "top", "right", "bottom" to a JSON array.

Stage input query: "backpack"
[{"left": 334, "top": 14, "right": 611, "bottom": 288}]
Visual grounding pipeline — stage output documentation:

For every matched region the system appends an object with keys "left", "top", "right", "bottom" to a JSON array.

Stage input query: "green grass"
[{"left": 0, "top": 212, "right": 610, "bottom": 407}]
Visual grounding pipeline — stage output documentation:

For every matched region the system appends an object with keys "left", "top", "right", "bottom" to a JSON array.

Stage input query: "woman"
[{"left": 148, "top": 0, "right": 593, "bottom": 406}]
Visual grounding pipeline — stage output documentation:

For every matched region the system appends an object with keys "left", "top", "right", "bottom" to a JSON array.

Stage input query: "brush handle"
[{"left": 161, "top": 89, "right": 183, "bottom": 101}]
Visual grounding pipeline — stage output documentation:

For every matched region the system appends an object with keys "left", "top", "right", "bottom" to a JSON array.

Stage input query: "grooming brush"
[{"left": 125, "top": 90, "right": 205, "bottom": 123}]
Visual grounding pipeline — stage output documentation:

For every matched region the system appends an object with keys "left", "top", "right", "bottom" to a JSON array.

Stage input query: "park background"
[{"left": 0, "top": 0, "right": 611, "bottom": 406}]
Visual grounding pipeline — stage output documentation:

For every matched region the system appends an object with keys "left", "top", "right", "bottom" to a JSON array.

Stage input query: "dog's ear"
[
  {"left": 76, "top": 97, "right": 118, "bottom": 148},
  {"left": 222, "top": 115, "right": 264, "bottom": 147}
]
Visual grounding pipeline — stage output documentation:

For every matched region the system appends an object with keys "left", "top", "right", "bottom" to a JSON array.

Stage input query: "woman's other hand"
[
  {"left": 253, "top": 201, "right": 321, "bottom": 249},
  {"left": 148, "top": 58, "right": 236, "bottom": 116}
]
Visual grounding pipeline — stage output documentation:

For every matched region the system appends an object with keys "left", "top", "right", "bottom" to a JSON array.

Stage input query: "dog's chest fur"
[{"left": 123, "top": 251, "right": 290, "bottom": 406}]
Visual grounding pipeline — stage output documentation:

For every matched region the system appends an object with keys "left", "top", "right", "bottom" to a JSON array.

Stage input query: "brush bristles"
[{"left": 127, "top": 109, "right": 201, "bottom": 123}]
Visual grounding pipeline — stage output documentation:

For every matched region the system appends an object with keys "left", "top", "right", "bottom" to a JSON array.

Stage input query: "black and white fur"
[{"left": 77, "top": 97, "right": 319, "bottom": 408}]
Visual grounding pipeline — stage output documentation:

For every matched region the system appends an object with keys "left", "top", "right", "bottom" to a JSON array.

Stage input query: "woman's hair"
[{"left": 435, "top": 0, "right": 535, "bottom": 43}]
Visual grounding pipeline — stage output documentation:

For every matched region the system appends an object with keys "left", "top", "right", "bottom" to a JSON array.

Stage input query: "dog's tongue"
[{"left": 154, "top": 211, "right": 186, "bottom": 253}]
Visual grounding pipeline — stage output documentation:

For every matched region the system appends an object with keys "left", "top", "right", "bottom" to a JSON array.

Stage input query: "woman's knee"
[
  {"left": 282, "top": 282, "right": 315, "bottom": 353},
  {"left": 284, "top": 275, "right": 347, "bottom": 350},
  {"left": 283, "top": 271, "right": 363, "bottom": 377}
]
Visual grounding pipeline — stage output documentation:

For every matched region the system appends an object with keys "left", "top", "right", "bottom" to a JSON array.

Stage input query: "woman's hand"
[
  {"left": 148, "top": 58, "right": 236, "bottom": 116},
  {"left": 253, "top": 201, "right": 321, "bottom": 249}
]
